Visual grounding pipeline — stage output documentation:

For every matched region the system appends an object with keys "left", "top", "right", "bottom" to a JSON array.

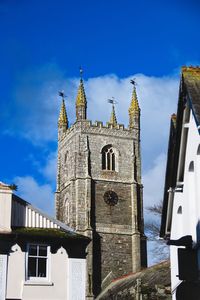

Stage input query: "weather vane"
[
  {"left": 130, "top": 78, "right": 137, "bottom": 87},
  {"left": 58, "top": 90, "right": 66, "bottom": 100},
  {"left": 107, "top": 97, "right": 118, "bottom": 105}
]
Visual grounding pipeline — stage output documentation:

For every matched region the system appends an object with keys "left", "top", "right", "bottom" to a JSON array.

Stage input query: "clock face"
[{"left": 104, "top": 190, "right": 118, "bottom": 206}]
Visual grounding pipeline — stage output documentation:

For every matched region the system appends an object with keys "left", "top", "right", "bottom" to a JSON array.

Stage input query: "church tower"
[{"left": 55, "top": 77, "right": 147, "bottom": 299}]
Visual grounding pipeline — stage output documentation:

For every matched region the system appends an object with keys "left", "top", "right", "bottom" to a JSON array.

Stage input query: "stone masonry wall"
[
  {"left": 56, "top": 120, "right": 146, "bottom": 298},
  {"left": 100, "top": 233, "right": 133, "bottom": 282},
  {"left": 94, "top": 181, "right": 132, "bottom": 225}
]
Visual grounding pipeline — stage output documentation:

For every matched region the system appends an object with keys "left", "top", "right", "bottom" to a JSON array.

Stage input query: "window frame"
[
  {"left": 26, "top": 244, "right": 51, "bottom": 282},
  {"left": 102, "top": 145, "right": 116, "bottom": 171}
]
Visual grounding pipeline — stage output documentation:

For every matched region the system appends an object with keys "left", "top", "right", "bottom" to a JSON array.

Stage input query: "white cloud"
[
  {"left": 143, "top": 153, "right": 166, "bottom": 210},
  {"left": 39, "top": 151, "right": 57, "bottom": 184},
  {"left": 14, "top": 176, "right": 55, "bottom": 216},
  {"left": 85, "top": 74, "right": 179, "bottom": 170},
  {"left": 84, "top": 74, "right": 178, "bottom": 223},
  {"left": 8, "top": 67, "right": 179, "bottom": 153},
  {"left": 143, "top": 153, "right": 169, "bottom": 265},
  {"left": 9, "top": 68, "right": 180, "bottom": 225}
]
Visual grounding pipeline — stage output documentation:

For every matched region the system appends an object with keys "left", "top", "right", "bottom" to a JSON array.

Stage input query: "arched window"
[
  {"left": 197, "top": 144, "right": 200, "bottom": 155},
  {"left": 188, "top": 161, "right": 194, "bottom": 172},
  {"left": 102, "top": 145, "right": 116, "bottom": 171},
  {"left": 177, "top": 206, "right": 182, "bottom": 214}
]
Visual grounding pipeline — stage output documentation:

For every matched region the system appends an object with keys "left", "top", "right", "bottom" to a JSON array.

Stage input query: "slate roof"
[
  {"left": 12, "top": 227, "right": 90, "bottom": 240},
  {"left": 160, "top": 115, "right": 177, "bottom": 237},
  {"left": 182, "top": 66, "right": 200, "bottom": 129},
  {"left": 9, "top": 195, "right": 90, "bottom": 242},
  {"left": 160, "top": 66, "right": 200, "bottom": 238},
  {"left": 0, "top": 184, "right": 90, "bottom": 257},
  {"left": 97, "top": 261, "right": 171, "bottom": 300}
]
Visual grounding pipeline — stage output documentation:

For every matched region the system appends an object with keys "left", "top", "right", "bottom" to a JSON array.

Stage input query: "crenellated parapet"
[
  {"left": 58, "top": 76, "right": 141, "bottom": 142},
  {"left": 58, "top": 120, "right": 138, "bottom": 146}
]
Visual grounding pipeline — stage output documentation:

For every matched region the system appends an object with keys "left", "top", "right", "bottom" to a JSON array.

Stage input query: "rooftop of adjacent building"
[
  {"left": 160, "top": 65, "right": 200, "bottom": 238},
  {"left": 0, "top": 181, "right": 14, "bottom": 191},
  {"left": 182, "top": 65, "right": 200, "bottom": 75},
  {"left": 0, "top": 227, "right": 90, "bottom": 242},
  {"left": 0, "top": 181, "right": 90, "bottom": 244},
  {"left": 97, "top": 261, "right": 171, "bottom": 300},
  {"left": 182, "top": 66, "right": 200, "bottom": 129}
]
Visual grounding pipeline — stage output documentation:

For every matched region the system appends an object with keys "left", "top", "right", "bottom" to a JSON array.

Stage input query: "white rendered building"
[
  {"left": 160, "top": 66, "right": 200, "bottom": 299},
  {"left": 0, "top": 182, "right": 90, "bottom": 300}
]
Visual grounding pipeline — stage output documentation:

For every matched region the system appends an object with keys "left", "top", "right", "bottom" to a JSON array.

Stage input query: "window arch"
[
  {"left": 188, "top": 161, "right": 194, "bottom": 172},
  {"left": 177, "top": 206, "right": 182, "bottom": 214},
  {"left": 197, "top": 144, "right": 200, "bottom": 155},
  {"left": 102, "top": 145, "right": 116, "bottom": 171}
]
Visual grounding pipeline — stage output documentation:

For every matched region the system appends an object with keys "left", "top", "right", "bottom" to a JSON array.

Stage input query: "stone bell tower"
[{"left": 55, "top": 76, "right": 147, "bottom": 298}]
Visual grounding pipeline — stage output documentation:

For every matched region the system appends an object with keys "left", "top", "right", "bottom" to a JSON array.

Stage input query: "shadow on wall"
[
  {"left": 91, "top": 181, "right": 102, "bottom": 297},
  {"left": 168, "top": 221, "right": 200, "bottom": 300}
]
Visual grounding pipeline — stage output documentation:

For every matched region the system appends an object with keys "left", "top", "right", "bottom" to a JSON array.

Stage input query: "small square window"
[{"left": 26, "top": 244, "right": 50, "bottom": 281}]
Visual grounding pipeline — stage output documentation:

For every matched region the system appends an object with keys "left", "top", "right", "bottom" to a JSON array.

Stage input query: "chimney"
[{"left": 0, "top": 182, "right": 13, "bottom": 232}]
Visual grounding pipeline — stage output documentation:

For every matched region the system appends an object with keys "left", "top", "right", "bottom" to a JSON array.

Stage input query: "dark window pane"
[
  {"left": 29, "top": 245, "right": 37, "bottom": 256},
  {"left": 38, "top": 258, "right": 47, "bottom": 277},
  {"left": 112, "top": 153, "right": 115, "bottom": 171},
  {"left": 102, "top": 152, "right": 106, "bottom": 169},
  {"left": 107, "top": 153, "right": 110, "bottom": 170},
  {"left": 28, "top": 257, "right": 36, "bottom": 277},
  {"left": 39, "top": 246, "right": 47, "bottom": 257}
]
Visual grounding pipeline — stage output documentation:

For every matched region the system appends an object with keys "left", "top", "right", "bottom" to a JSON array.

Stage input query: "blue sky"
[{"left": 1, "top": 0, "right": 200, "bottom": 233}]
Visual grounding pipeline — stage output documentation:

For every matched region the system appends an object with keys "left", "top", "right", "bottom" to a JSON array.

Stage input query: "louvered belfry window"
[{"left": 102, "top": 145, "right": 115, "bottom": 171}]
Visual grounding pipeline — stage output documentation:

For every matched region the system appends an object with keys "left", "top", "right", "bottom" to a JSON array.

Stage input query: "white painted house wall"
[
  {"left": 0, "top": 254, "right": 7, "bottom": 300},
  {"left": 6, "top": 244, "right": 86, "bottom": 300},
  {"left": 0, "top": 186, "right": 12, "bottom": 232},
  {"left": 169, "top": 109, "right": 200, "bottom": 299},
  {"left": 0, "top": 183, "right": 87, "bottom": 300}
]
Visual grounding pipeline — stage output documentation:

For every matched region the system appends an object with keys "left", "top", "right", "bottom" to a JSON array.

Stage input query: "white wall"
[
  {"left": 68, "top": 258, "right": 86, "bottom": 300},
  {"left": 0, "top": 185, "right": 87, "bottom": 299},
  {"left": 0, "top": 187, "right": 12, "bottom": 232},
  {"left": 170, "top": 110, "right": 200, "bottom": 298},
  {"left": 0, "top": 254, "right": 7, "bottom": 300},
  {"left": 6, "top": 245, "right": 86, "bottom": 300}
]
